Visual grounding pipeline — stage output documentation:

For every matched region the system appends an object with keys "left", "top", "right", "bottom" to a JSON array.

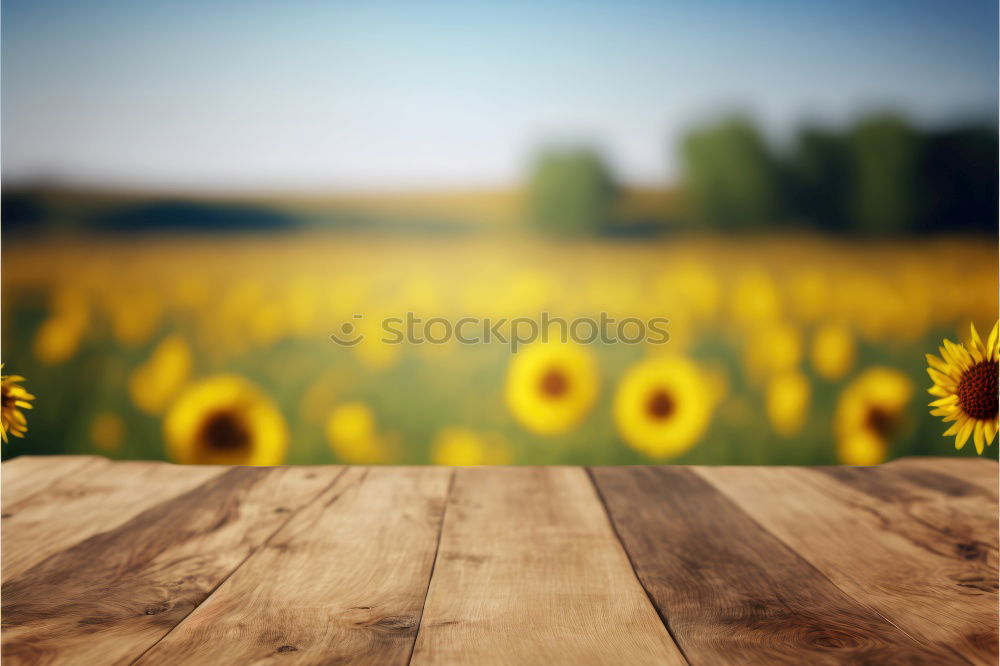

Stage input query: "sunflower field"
[{"left": 2, "top": 232, "right": 997, "bottom": 465}]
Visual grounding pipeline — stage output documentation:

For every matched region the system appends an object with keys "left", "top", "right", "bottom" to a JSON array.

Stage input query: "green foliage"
[
  {"left": 526, "top": 147, "right": 616, "bottom": 235},
  {"left": 848, "top": 114, "right": 921, "bottom": 234},
  {"left": 918, "top": 126, "right": 999, "bottom": 233},
  {"left": 679, "top": 112, "right": 997, "bottom": 234},
  {"left": 787, "top": 128, "right": 851, "bottom": 232},
  {"left": 679, "top": 116, "right": 783, "bottom": 229}
]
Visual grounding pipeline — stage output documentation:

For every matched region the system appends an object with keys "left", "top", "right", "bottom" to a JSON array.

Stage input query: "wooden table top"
[{"left": 1, "top": 456, "right": 997, "bottom": 665}]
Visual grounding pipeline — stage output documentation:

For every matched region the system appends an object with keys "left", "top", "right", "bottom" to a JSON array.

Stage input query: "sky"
[{"left": 3, "top": 0, "right": 997, "bottom": 191}]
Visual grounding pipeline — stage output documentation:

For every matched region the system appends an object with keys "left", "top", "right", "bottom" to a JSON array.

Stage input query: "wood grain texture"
[
  {"left": 817, "top": 465, "right": 997, "bottom": 572},
  {"left": 2, "top": 457, "right": 995, "bottom": 665},
  {"left": 697, "top": 466, "right": 999, "bottom": 665},
  {"left": 888, "top": 457, "right": 998, "bottom": 496},
  {"left": 591, "top": 466, "right": 954, "bottom": 664},
  {"left": 3, "top": 460, "right": 224, "bottom": 582},
  {"left": 2, "top": 465, "right": 337, "bottom": 666},
  {"left": 137, "top": 466, "right": 451, "bottom": 666},
  {"left": 410, "top": 467, "right": 686, "bottom": 666},
  {"left": 2, "top": 455, "right": 107, "bottom": 506}
]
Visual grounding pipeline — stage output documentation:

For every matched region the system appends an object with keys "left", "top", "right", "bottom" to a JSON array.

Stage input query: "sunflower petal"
[
  {"left": 925, "top": 354, "right": 950, "bottom": 373},
  {"left": 970, "top": 322, "right": 984, "bottom": 350},
  {"left": 943, "top": 418, "right": 966, "bottom": 437},
  {"left": 973, "top": 422, "right": 985, "bottom": 454},
  {"left": 944, "top": 339, "right": 972, "bottom": 369},
  {"left": 984, "top": 421, "right": 997, "bottom": 445},
  {"left": 926, "top": 368, "right": 956, "bottom": 389},
  {"left": 987, "top": 321, "right": 999, "bottom": 358},
  {"left": 928, "top": 385, "right": 950, "bottom": 398},
  {"left": 956, "top": 419, "right": 974, "bottom": 449},
  {"left": 939, "top": 342, "right": 958, "bottom": 366},
  {"left": 929, "top": 396, "right": 958, "bottom": 407},
  {"left": 969, "top": 346, "right": 984, "bottom": 364},
  {"left": 968, "top": 323, "right": 988, "bottom": 362},
  {"left": 930, "top": 407, "right": 957, "bottom": 417}
]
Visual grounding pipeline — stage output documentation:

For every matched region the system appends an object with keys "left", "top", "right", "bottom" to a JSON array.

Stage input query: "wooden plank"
[
  {"left": 136, "top": 466, "right": 451, "bottom": 665},
  {"left": 818, "top": 465, "right": 998, "bottom": 560},
  {"left": 590, "top": 466, "right": 955, "bottom": 664},
  {"left": 815, "top": 465, "right": 997, "bottom": 605},
  {"left": 888, "top": 457, "right": 998, "bottom": 496},
  {"left": 410, "top": 467, "right": 685, "bottom": 666},
  {"left": 2, "top": 461, "right": 226, "bottom": 582},
  {"left": 2, "top": 465, "right": 338, "bottom": 665},
  {"left": 2, "top": 455, "right": 108, "bottom": 506},
  {"left": 697, "top": 466, "right": 999, "bottom": 665}
]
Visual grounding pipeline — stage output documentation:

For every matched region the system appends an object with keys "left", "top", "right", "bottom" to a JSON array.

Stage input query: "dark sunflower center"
[
  {"left": 1, "top": 390, "right": 15, "bottom": 408},
  {"left": 539, "top": 368, "right": 569, "bottom": 398},
  {"left": 199, "top": 410, "right": 251, "bottom": 451},
  {"left": 958, "top": 360, "right": 999, "bottom": 421},
  {"left": 865, "top": 406, "right": 896, "bottom": 439},
  {"left": 646, "top": 389, "right": 675, "bottom": 420}
]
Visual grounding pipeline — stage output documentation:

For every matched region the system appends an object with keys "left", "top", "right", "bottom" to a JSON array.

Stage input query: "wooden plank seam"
[
  {"left": 405, "top": 468, "right": 457, "bottom": 666},
  {"left": 126, "top": 466, "right": 349, "bottom": 664},
  {"left": 585, "top": 466, "right": 693, "bottom": 666}
]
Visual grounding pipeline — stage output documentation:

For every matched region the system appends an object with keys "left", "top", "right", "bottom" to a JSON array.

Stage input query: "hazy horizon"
[{"left": 4, "top": 0, "right": 997, "bottom": 191}]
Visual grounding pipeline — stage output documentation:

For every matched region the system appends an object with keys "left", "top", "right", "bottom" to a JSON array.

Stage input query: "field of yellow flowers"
[{"left": 2, "top": 232, "right": 996, "bottom": 465}]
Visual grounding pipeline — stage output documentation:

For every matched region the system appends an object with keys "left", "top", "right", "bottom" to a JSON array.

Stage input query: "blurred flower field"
[{"left": 2, "top": 233, "right": 997, "bottom": 465}]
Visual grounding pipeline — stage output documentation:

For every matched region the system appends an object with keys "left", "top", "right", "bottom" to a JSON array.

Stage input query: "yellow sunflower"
[
  {"left": 927, "top": 321, "right": 999, "bottom": 454},
  {"left": 834, "top": 367, "right": 913, "bottom": 465},
  {"left": 838, "top": 429, "right": 885, "bottom": 466},
  {"left": 164, "top": 375, "right": 287, "bottom": 465},
  {"left": 325, "top": 402, "right": 385, "bottom": 463},
  {"left": 810, "top": 322, "right": 856, "bottom": 381},
  {"left": 129, "top": 335, "right": 192, "bottom": 415},
  {"left": 766, "top": 370, "right": 811, "bottom": 438},
  {"left": 1, "top": 368, "right": 35, "bottom": 443},
  {"left": 432, "top": 427, "right": 511, "bottom": 466},
  {"left": 613, "top": 356, "right": 715, "bottom": 459},
  {"left": 505, "top": 342, "right": 599, "bottom": 435}
]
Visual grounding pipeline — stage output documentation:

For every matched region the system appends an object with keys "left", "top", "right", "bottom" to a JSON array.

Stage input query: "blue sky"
[{"left": 3, "top": 0, "right": 997, "bottom": 190}]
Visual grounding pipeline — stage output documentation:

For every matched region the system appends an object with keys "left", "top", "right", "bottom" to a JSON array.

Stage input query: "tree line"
[{"left": 527, "top": 113, "right": 997, "bottom": 235}]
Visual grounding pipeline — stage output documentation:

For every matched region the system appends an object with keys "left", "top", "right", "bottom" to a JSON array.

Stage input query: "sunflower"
[
  {"left": 505, "top": 342, "right": 599, "bottom": 435},
  {"left": 129, "top": 335, "right": 192, "bottom": 415},
  {"left": 432, "top": 427, "right": 511, "bottom": 466},
  {"left": 164, "top": 375, "right": 287, "bottom": 465},
  {"left": 1, "top": 368, "right": 35, "bottom": 443},
  {"left": 741, "top": 321, "right": 803, "bottom": 386},
  {"left": 766, "top": 370, "right": 810, "bottom": 438},
  {"left": 810, "top": 322, "right": 856, "bottom": 381},
  {"left": 834, "top": 367, "right": 913, "bottom": 465},
  {"left": 325, "top": 402, "right": 385, "bottom": 463},
  {"left": 927, "top": 321, "right": 999, "bottom": 454},
  {"left": 838, "top": 429, "right": 885, "bottom": 466},
  {"left": 33, "top": 287, "right": 88, "bottom": 365},
  {"left": 613, "top": 356, "right": 714, "bottom": 459}
]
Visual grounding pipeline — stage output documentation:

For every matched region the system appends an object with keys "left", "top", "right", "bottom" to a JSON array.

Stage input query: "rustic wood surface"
[{"left": 2, "top": 456, "right": 996, "bottom": 665}]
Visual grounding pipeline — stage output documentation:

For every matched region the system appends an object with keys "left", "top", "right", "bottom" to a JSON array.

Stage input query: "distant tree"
[
  {"left": 1, "top": 191, "right": 46, "bottom": 237},
  {"left": 787, "top": 127, "right": 851, "bottom": 232},
  {"left": 526, "top": 147, "right": 616, "bottom": 234},
  {"left": 847, "top": 114, "right": 922, "bottom": 234},
  {"left": 679, "top": 115, "right": 784, "bottom": 229},
  {"left": 917, "top": 125, "right": 998, "bottom": 233}
]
